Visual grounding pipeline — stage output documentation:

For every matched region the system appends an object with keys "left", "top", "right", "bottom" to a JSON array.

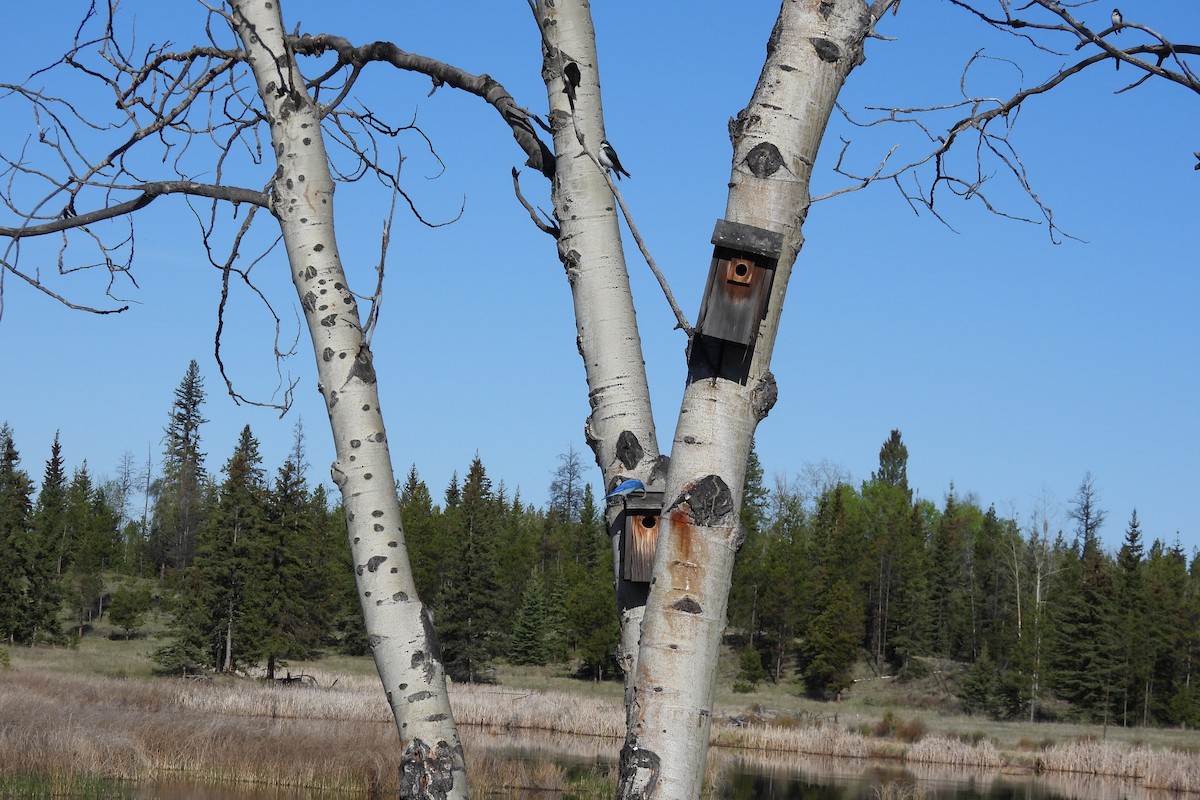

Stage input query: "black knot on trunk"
[
  {"left": 744, "top": 141, "right": 785, "bottom": 178},
  {"left": 672, "top": 596, "right": 704, "bottom": 615},
  {"left": 751, "top": 371, "right": 779, "bottom": 421},
  {"left": 615, "top": 430, "right": 645, "bottom": 470},
  {"left": 349, "top": 344, "right": 377, "bottom": 385},
  {"left": 809, "top": 37, "right": 842, "bottom": 62},
  {"left": 685, "top": 474, "right": 734, "bottom": 526}
]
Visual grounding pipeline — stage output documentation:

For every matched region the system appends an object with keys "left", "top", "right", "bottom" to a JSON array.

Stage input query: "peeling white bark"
[
  {"left": 535, "top": 0, "right": 664, "bottom": 708},
  {"left": 229, "top": 2, "right": 467, "bottom": 797},
  {"left": 620, "top": 3, "right": 871, "bottom": 798}
]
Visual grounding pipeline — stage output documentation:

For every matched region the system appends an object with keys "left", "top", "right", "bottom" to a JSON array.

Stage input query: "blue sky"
[{"left": 1, "top": 1, "right": 1196, "bottom": 553}]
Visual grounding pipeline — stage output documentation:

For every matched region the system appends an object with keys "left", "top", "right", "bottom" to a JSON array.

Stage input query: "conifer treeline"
[
  {"left": 0, "top": 363, "right": 619, "bottom": 682},
  {"left": 730, "top": 431, "right": 1200, "bottom": 726},
  {"left": 1, "top": 365, "right": 1198, "bottom": 728}
]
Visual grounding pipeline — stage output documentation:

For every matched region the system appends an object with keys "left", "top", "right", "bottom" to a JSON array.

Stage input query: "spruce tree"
[
  {"left": 1115, "top": 511, "right": 1150, "bottom": 725},
  {"left": 258, "top": 438, "right": 324, "bottom": 678},
  {"left": 400, "top": 465, "right": 442, "bottom": 603},
  {"left": 63, "top": 463, "right": 122, "bottom": 635},
  {"left": 507, "top": 572, "right": 549, "bottom": 665},
  {"left": 800, "top": 578, "right": 863, "bottom": 697},
  {"left": 161, "top": 426, "right": 268, "bottom": 673},
  {"left": 26, "top": 433, "right": 67, "bottom": 640},
  {"left": 871, "top": 429, "right": 910, "bottom": 495},
  {"left": 34, "top": 432, "right": 68, "bottom": 574},
  {"left": 149, "top": 361, "right": 209, "bottom": 572},
  {"left": 0, "top": 425, "right": 37, "bottom": 643},
  {"left": 566, "top": 485, "right": 619, "bottom": 678},
  {"left": 437, "top": 456, "right": 504, "bottom": 682},
  {"left": 1049, "top": 496, "right": 1119, "bottom": 722}
]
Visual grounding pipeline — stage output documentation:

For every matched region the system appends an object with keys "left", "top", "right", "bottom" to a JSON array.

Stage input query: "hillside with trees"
[{"left": 1, "top": 366, "right": 1197, "bottom": 729}]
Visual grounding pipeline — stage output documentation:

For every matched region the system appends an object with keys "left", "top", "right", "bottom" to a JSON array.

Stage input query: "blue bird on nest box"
[{"left": 605, "top": 478, "right": 646, "bottom": 501}]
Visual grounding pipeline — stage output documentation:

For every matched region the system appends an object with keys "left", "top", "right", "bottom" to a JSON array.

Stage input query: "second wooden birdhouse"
[{"left": 618, "top": 489, "right": 663, "bottom": 583}]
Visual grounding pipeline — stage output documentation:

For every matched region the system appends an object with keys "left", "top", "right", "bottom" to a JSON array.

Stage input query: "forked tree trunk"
[
  {"left": 229, "top": 2, "right": 468, "bottom": 797},
  {"left": 619, "top": 3, "right": 870, "bottom": 797}
]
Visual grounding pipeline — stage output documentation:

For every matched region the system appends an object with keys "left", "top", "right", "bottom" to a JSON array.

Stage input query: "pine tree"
[
  {"left": 1115, "top": 510, "right": 1151, "bottom": 725},
  {"left": 25, "top": 434, "right": 67, "bottom": 640},
  {"left": 258, "top": 433, "right": 326, "bottom": 679},
  {"left": 800, "top": 578, "right": 863, "bottom": 697},
  {"left": 1049, "top": 485, "right": 1119, "bottom": 722},
  {"left": 400, "top": 465, "right": 441, "bottom": 602},
  {"left": 34, "top": 432, "right": 68, "bottom": 574},
  {"left": 871, "top": 429, "right": 910, "bottom": 496},
  {"left": 887, "top": 500, "right": 933, "bottom": 669},
  {"left": 108, "top": 584, "right": 153, "bottom": 639},
  {"left": 160, "top": 426, "right": 268, "bottom": 673},
  {"left": 861, "top": 430, "right": 917, "bottom": 671},
  {"left": 507, "top": 572, "right": 549, "bottom": 665},
  {"left": 437, "top": 456, "right": 504, "bottom": 682},
  {"left": 0, "top": 425, "right": 38, "bottom": 643},
  {"left": 149, "top": 361, "right": 209, "bottom": 573},
  {"left": 63, "top": 463, "right": 122, "bottom": 635}
]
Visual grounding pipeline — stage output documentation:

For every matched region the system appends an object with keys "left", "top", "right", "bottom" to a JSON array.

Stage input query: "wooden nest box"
[
  {"left": 618, "top": 489, "right": 663, "bottom": 583},
  {"left": 695, "top": 219, "right": 784, "bottom": 346}
]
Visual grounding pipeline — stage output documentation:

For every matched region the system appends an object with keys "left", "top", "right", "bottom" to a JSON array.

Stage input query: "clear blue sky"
[{"left": 1, "top": 1, "right": 1196, "bottom": 553}]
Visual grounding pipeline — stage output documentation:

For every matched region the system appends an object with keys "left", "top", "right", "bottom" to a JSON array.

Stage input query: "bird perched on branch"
[
  {"left": 1111, "top": 8, "right": 1123, "bottom": 32},
  {"left": 605, "top": 478, "right": 645, "bottom": 501},
  {"left": 599, "top": 139, "right": 632, "bottom": 180}
]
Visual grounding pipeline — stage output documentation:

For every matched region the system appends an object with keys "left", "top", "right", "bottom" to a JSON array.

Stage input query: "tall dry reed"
[
  {"left": 4, "top": 667, "right": 1199, "bottom": 796},
  {"left": 903, "top": 736, "right": 1004, "bottom": 769},
  {"left": 1040, "top": 738, "right": 1200, "bottom": 792}
]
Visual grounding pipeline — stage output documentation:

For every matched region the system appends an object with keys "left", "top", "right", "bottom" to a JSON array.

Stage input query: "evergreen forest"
[{"left": 1, "top": 362, "right": 1197, "bottom": 729}]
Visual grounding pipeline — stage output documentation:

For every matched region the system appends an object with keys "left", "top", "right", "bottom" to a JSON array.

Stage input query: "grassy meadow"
[{"left": 2, "top": 620, "right": 1199, "bottom": 797}]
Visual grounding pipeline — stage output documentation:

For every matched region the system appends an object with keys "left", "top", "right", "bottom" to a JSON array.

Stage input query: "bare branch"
[
  {"left": 836, "top": 2, "right": 1199, "bottom": 241},
  {"left": 361, "top": 192, "right": 398, "bottom": 345},
  {"left": 290, "top": 33, "right": 556, "bottom": 178},
  {"left": 581, "top": 136, "right": 693, "bottom": 334},
  {"left": 511, "top": 167, "right": 560, "bottom": 237},
  {"left": 0, "top": 181, "right": 267, "bottom": 239}
]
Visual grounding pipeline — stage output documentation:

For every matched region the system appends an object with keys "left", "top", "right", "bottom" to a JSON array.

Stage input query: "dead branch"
[
  {"left": 0, "top": 3, "right": 494, "bottom": 414},
  {"left": 511, "top": 167, "right": 560, "bottom": 237},
  {"left": 290, "top": 33, "right": 555, "bottom": 178},
  {"left": 837, "top": 1, "right": 1200, "bottom": 241}
]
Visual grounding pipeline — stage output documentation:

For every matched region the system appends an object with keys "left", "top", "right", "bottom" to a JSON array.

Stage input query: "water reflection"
[
  {"left": 18, "top": 730, "right": 1176, "bottom": 800},
  {"left": 711, "top": 751, "right": 1171, "bottom": 800}
]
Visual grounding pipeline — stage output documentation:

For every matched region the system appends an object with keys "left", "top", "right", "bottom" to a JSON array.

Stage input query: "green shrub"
[
  {"left": 737, "top": 647, "right": 767, "bottom": 687},
  {"left": 896, "top": 657, "right": 931, "bottom": 683}
]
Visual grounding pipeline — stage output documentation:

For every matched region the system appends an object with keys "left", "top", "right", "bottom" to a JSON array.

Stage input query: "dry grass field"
[{"left": 2, "top": 636, "right": 1199, "bottom": 797}]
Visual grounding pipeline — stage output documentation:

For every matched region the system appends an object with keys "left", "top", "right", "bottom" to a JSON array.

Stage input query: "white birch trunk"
[
  {"left": 534, "top": 0, "right": 664, "bottom": 703},
  {"left": 229, "top": 2, "right": 467, "bottom": 796},
  {"left": 620, "top": 3, "right": 871, "bottom": 797}
]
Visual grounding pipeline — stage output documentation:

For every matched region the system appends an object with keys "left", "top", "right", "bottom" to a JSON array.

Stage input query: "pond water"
[
  {"left": 9, "top": 732, "right": 1171, "bottom": 800},
  {"left": 712, "top": 752, "right": 1162, "bottom": 800}
]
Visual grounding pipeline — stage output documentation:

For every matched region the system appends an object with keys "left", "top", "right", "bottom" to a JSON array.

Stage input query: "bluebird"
[
  {"left": 1111, "top": 8, "right": 1122, "bottom": 32},
  {"left": 605, "top": 478, "right": 645, "bottom": 500},
  {"left": 598, "top": 139, "right": 632, "bottom": 180}
]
